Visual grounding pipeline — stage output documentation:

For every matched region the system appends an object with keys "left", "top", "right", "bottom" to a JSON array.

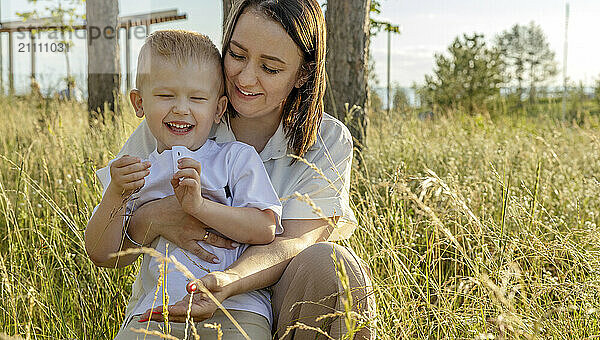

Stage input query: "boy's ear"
[
  {"left": 130, "top": 89, "right": 144, "bottom": 118},
  {"left": 214, "top": 95, "right": 228, "bottom": 123}
]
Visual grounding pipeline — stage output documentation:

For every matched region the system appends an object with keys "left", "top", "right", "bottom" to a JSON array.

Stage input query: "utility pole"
[
  {"left": 372, "top": 19, "right": 400, "bottom": 115},
  {"left": 562, "top": 2, "right": 569, "bottom": 120},
  {"left": 387, "top": 25, "right": 391, "bottom": 115}
]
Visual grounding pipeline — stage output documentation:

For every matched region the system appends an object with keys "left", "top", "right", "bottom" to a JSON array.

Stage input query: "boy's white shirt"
[
  {"left": 97, "top": 113, "right": 358, "bottom": 240},
  {"left": 96, "top": 139, "right": 282, "bottom": 325}
]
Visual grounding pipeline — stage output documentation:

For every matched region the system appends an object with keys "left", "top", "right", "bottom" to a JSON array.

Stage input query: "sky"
[{"left": 2, "top": 0, "right": 599, "bottom": 94}]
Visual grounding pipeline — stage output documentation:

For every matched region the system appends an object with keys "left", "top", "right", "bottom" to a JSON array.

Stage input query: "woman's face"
[{"left": 224, "top": 8, "right": 305, "bottom": 121}]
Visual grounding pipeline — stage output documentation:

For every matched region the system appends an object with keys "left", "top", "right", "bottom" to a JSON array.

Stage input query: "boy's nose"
[{"left": 172, "top": 99, "right": 190, "bottom": 114}]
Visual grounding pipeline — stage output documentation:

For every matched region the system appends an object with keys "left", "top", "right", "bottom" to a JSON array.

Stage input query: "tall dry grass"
[{"left": 1, "top": 94, "right": 600, "bottom": 338}]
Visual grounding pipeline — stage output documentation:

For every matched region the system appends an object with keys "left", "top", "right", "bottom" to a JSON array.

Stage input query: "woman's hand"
[
  {"left": 138, "top": 271, "right": 239, "bottom": 323},
  {"left": 129, "top": 195, "right": 239, "bottom": 263}
]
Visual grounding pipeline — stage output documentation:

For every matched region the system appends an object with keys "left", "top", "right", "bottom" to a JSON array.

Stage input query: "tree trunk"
[
  {"left": 86, "top": 0, "right": 120, "bottom": 120},
  {"left": 223, "top": 0, "right": 235, "bottom": 28},
  {"left": 325, "top": 0, "right": 371, "bottom": 150}
]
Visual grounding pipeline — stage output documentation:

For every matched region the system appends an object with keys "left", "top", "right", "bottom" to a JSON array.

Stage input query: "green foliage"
[
  {"left": 420, "top": 33, "right": 504, "bottom": 113},
  {"left": 566, "top": 82, "right": 597, "bottom": 123},
  {"left": 595, "top": 77, "right": 600, "bottom": 106},
  {"left": 392, "top": 84, "right": 410, "bottom": 114},
  {"left": 369, "top": 1, "right": 401, "bottom": 36},
  {"left": 495, "top": 22, "right": 558, "bottom": 102}
]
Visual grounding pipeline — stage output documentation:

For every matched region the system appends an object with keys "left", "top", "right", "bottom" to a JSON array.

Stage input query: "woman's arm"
[{"left": 221, "top": 217, "right": 336, "bottom": 295}]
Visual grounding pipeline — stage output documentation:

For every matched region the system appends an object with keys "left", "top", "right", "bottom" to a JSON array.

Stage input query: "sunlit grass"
[{"left": 2, "top": 94, "right": 600, "bottom": 338}]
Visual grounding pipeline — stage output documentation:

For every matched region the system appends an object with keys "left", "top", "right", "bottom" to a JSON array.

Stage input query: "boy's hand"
[
  {"left": 171, "top": 157, "right": 204, "bottom": 216},
  {"left": 108, "top": 155, "right": 151, "bottom": 196}
]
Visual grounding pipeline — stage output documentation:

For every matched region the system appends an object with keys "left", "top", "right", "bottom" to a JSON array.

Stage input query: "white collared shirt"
[
  {"left": 96, "top": 140, "right": 283, "bottom": 325},
  {"left": 100, "top": 113, "right": 358, "bottom": 241}
]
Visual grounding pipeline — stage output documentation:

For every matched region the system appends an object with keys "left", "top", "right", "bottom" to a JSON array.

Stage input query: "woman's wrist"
[{"left": 218, "top": 269, "right": 243, "bottom": 298}]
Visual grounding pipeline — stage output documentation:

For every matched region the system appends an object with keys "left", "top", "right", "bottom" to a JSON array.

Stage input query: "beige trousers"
[
  {"left": 115, "top": 242, "right": 375, "bottom": 340},
  {"left": 114, "top": 310, "right": 271, "bottom": 340},
  {"left": 272, "top": 242, "right": 376, "bottom": 340}
]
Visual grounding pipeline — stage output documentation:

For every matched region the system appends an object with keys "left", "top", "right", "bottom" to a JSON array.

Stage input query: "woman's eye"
[
  {"left": 228, "top": 50, "right": 244, "bottom": 60},
  {"left": 262, "top": 65, "right": 280, "bottom": 74},
  {"left": 191, "top": 97, "right": 207, "bottom": 101}
]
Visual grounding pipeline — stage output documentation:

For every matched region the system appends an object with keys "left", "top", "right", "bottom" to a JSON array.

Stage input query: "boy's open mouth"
[{"left": 165, "top": 121, "right": 194, "bottom": 135}]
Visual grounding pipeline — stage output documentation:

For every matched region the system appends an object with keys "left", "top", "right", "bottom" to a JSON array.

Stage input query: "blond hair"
[{"left": 136, "top": 30, "right": 223, "bottom": 93}]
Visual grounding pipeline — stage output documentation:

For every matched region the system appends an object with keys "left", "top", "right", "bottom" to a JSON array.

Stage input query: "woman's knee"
[{"left": 293, "top": 242, "right": 370, "bottom": 288}]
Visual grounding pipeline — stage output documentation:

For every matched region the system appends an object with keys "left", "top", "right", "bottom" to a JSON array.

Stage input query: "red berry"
[{"left": 186, "top": 281, "right": 198, "bottom": 294}]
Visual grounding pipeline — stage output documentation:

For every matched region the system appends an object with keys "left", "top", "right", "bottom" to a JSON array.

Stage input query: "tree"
[
  {"left": 495, "top": 22, "right": 558, "bottom": 103},
  {"left": 86, "top": 0, "right": 120, "bottom": 118},
  {"left": 325, "top": 0, "right": 371, "bottom": 150},
  {"left": 421, "top": 33, "right": 504, "bottom": 113}
]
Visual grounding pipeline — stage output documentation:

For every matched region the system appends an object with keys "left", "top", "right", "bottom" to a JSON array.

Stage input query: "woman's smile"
[{"left": 234, "top": 84, "right": 264, "bottom": 100}]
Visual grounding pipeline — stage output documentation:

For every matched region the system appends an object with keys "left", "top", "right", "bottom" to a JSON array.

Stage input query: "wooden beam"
[
  {"left": 0, "top": 33, "right": 3, "bottom": 94},
  {"left": 125, "top": 26, "right": 131, "bottom": 90},
  {"left": 0, "top": 14, "right": 187, "bottom": 33},
  {"left": 8, "top": 32, "right": 13, "bottom": 94},
  {"left": 31, "top": 33, "right": 36, "bottom": 81},
  {"left": 118, "top": 9, "right": 177, "bottom": 24}
]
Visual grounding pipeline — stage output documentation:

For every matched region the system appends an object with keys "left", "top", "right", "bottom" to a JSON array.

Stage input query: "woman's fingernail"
[
  {"left": 231, "top": 242, "right": 241, "bottom": 247},
  {"left": 138, "top": 318, "right": 149, "bottom": 322},
  {"left": 152, "top": 311, "right": 162, "bottom": 314},
  {"left": 212, "top": 258, "right": 221, "bottom": 264}
]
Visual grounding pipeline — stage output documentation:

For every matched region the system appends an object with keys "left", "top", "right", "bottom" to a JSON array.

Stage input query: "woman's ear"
[
  {"left": 214, "top": 95, "right": 228, "bottom": 123},
  {"left": 294, "top": 63, "right": 311, "bottom": 88},
  {"left": 130, "top": 89, "right": 144, "bottom": 118}
]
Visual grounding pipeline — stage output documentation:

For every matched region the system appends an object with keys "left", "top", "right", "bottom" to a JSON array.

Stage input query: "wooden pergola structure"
[{"left": 0, "top": 9, "right": 187, "bottom": 93}]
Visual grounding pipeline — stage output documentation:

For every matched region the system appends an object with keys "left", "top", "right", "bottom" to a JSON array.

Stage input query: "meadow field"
[{"left": 2, "top": 94, "right": 600, "bottom": 339}]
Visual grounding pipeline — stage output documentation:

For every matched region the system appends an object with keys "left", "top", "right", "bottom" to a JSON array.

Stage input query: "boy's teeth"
[{"left": 167, "top": 122, "right": 192, "bottom": 129}]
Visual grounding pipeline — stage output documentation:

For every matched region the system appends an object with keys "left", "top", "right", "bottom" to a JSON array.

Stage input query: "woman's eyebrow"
[{"left": 230, "top": 40, "right": 287, "bottom": 65}]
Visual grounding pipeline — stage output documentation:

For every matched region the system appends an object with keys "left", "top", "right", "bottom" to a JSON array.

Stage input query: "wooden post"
[
  {"left": 8, "top": 31, "right": 13, "bottom": 94},
  {"left": 125, "top": 25, "right": 131, "bottom": 90},
  {"left": 145, "top": 23, "right": 150, "bottom": 37},
  {"left": 0, "top": 32, "right": 3, "bottom": 94},
  {"left": 31, "top": 33, "right": 36, "bottom": 81}
]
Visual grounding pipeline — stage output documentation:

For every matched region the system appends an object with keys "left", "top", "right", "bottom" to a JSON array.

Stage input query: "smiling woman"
[{"left": 98, "top": 1, "right": 376, "bottom": 339}]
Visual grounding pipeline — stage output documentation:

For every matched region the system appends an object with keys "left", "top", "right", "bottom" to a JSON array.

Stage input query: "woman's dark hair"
[{"left": 222, "top": 0, "right": 326, "bottom": 158}]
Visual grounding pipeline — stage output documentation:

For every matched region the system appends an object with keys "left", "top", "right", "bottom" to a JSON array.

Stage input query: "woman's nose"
[{"left": 237, "top": 63, "right": 258, "bottom": 88}]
